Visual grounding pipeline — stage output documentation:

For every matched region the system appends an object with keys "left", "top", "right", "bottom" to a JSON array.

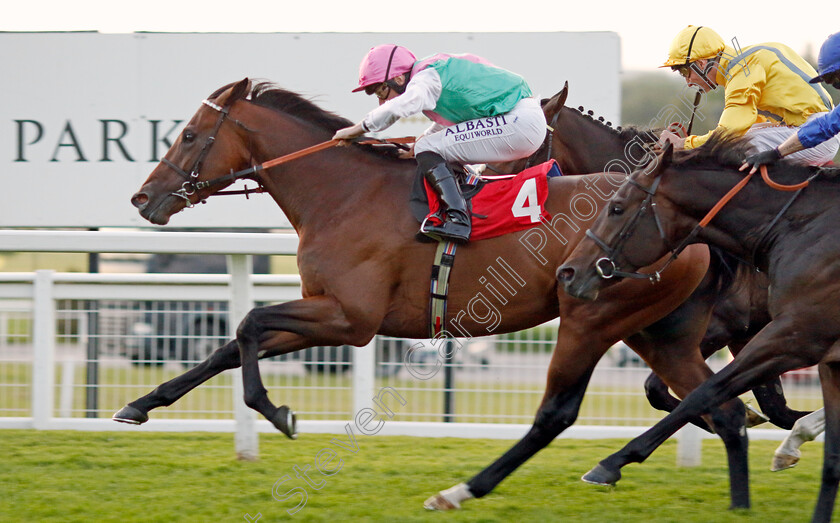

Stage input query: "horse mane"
[
  {"left": 566, "top": 104, "right": 659, "bottom": 144},
  {"left": 209, "top": 81, "right": 407, "bottom": 161},
  {"left": 673, "top": 134, "right": 821, "bottom": 184}
]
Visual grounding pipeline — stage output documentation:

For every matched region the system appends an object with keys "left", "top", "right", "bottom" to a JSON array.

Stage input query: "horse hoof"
[
  {"left": 771, "top": 453, "right": 799, "bottom": 472},
  {"left": 581, "top": 463, "right": 621, "bottom": 486},
  {"left": 271, "top": 405, "right": 298, "bottom": 439},
  {"left": 424, "top": 494, "right": 460, "bottom": 511},
  {"left": 745, "top": 404, "right": 770, "bottom": 428},
  {"left": 112, "top": 405, "right": 149, "bottom": 425}
]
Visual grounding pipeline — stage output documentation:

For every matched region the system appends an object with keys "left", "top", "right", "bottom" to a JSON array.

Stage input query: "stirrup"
[{"left": 419, "top": 216, "right": 471, "bottom": 244}]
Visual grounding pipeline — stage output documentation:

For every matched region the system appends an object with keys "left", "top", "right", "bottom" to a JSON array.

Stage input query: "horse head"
[
  {"left": 131, "top": 78, "right": 255, "bottom": 225},
  {"left": 557, "top": 143, "right": 679, "bottom": 300}
]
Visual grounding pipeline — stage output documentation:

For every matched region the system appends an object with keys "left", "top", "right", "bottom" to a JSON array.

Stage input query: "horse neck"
[
  {"left": 246, "top": 112, "right": 408, "bottom": 232},
  {"left": 554, "top": 108, "right": 628, "bottom": 174},
  {"left": 663, "top": 167, "right": 790, "bottom": 264}
]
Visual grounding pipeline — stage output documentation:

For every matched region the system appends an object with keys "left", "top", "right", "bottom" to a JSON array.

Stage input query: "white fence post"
[
  {"left": 32, "top": 270, "right": 56, "bottom": 429},
  {"left": 353, "top": 338, "right": 376, "bottom": 415},
  {"left": 676, "top": 423, "right": 703, "bottom": 467},
  {"left": 228, "top": 254, "right": 258, "bottom": 461}
]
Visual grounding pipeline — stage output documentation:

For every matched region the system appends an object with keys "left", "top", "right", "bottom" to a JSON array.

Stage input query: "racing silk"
[
  {"left": 412, "top": 53, "right": 532, "bottom": 126},
  {"left": 361, "top": 53, "right": 532, "bottom": 132},
  {"left": 685, "top": 43, "right": 834, "bottom": 149},
  {"left": 798, "top": 106, "right": 840, "bottom": 149}
]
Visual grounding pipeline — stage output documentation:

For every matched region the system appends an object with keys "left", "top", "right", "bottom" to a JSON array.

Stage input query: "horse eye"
[
  {"left": 183, "top": 130, "right": 196, "bottom": 143},
  {"left": 610, "top": 204, "right": 624, "bottom": 216}
]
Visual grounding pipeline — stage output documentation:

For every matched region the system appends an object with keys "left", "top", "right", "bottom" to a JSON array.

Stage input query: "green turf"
[{"left": 0, "top": 429, "right": 831, "bottom": 522}]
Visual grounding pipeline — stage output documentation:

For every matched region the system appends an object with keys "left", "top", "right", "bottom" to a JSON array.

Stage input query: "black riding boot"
[{"left": 421, "top": 162, "right": 472, "bottom": 243}]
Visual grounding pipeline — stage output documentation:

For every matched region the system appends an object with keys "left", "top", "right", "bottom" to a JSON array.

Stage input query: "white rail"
[{"left": 0, "top": 230, "right": 800, "bottom": 464}]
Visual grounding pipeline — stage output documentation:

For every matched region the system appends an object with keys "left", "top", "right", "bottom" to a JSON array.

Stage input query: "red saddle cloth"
[{"left": 424, "top": 160, "right": 557, "bottom": 241}]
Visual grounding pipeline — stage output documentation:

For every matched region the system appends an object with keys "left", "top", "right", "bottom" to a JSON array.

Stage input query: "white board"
[{"left": 0, "top": 32, "right": 620, "bottom": 228}]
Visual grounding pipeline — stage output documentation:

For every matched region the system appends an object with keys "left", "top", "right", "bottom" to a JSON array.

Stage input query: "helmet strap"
[
  {"left": 386, "top": 74, "right": 410, "bottom": 95},
  {"left": 698, "top": 56, "right": 720, "bottom": 88},
  {"left": 684, "top": 26, "right": 704, "bottom": 65},
  {"left": 381, "top": 45, "right": 411, "bottom": 95}
]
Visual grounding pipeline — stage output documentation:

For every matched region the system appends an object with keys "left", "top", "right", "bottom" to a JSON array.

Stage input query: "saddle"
[{"left": 409, "top": 160, "right": 561, "bottom": 242}]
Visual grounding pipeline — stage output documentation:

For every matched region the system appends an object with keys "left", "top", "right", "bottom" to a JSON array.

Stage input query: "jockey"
[
  {"left": 742, "top": 32, "right": 840, "bottom": 172},
  {"left": 333, "top": 44, "right": 546, "bottom": 243},
  {"left": 658, "top": 26, "right": 839, "bottom": 165}
]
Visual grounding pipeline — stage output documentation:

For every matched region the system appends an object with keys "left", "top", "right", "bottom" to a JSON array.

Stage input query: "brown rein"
[
  {"left": 210, "top": 136, "right": 416, "bottom": 197},
  {"left": 697, "top": 164, "right": 810, "bottom": 227}
]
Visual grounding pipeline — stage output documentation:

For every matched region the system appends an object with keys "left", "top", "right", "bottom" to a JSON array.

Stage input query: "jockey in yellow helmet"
[{"left": 659, "top": 25, "right": 838, "bottom": 166}]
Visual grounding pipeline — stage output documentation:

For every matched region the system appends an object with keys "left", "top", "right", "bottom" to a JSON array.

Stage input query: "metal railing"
[{"left": 0, "top": 230, "right": 821, "bottom": 461}]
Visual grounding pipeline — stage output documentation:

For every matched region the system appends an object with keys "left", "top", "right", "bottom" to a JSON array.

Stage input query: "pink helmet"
[{"left": 352, "top": 44, "right": 417, "bottom": 93}]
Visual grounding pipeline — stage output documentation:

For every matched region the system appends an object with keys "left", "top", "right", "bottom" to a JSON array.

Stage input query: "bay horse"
[
  {"left": 510, "top": 86, "right": 806, "bottom": 431},
  {"left": 558, "top": 136, "right": 840, "bottom": 522},
  {"left": 120, "top": 79, "right": 750, "bottom": 510}
]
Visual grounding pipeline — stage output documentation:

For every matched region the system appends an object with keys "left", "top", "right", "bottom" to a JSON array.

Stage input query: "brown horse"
[
  {"left": 558, "top": 137, "right": 840, "bottom": 522},
  {"left": 119, "top": 79, "right": 749, "bottom": 510},
  {"left": 520, "top": 91, "right": 807, "bottom": 430}
]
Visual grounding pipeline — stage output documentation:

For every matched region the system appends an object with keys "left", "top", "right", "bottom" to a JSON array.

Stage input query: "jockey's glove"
[{"left": 742, "top": 147, "right": 782, "bottom": 170}]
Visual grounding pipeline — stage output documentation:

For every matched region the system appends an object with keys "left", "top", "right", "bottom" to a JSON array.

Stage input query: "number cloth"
[{"left": 423, "top": 161, "right": 558, "bottom": 241}]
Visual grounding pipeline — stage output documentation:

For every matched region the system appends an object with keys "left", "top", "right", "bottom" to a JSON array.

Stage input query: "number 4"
[{"left": 511, "top": 178, "right": 541, "bottom": 223}]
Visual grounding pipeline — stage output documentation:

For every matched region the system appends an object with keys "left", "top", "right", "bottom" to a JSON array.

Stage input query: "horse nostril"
[
  {"left": 131, "top": 192, "right": 149, "bottom": 209},
  {"left": 556, "top": 266, "right": 575, "bottom": 283}
]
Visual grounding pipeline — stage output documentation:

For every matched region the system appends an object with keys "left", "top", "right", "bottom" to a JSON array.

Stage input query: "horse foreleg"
[
  {"left": 813, "top": 362, "right": 840, "bottom": 523},
  {"left": 583, "top": 319, "right": 822, "bottom": 508},
  {"left": 622, "top": 332, "right": 749, "bottom": 508},
  {"left": 425, "top": 330, "right": 603, "bottom": 510},
  {"left": 113, "top": 340, "right": 241, "bottom": 424},
  {"left": 772, "top": 408, "right": 826, "bottom": 471}
]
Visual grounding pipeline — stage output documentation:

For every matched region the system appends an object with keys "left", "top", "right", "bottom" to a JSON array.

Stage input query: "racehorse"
[
  {"left": 558, "top": 136, "right": 840, "bottom": 522},
  {"left": 119, "top": 79, "right": 750, "bottom": 510},
  {"left": 511, "top": 88, "right": 806, "bottom": 431}
]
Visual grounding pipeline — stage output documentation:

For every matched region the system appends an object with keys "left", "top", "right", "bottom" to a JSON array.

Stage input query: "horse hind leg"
[
  {"left": 772, "top": 408, "right": 826, "bottom": 471},
  {"left": 235, "top": 296, "right": 370, "bottom": 439},
  {"left": 113, "top": 339, "right": 241, "bottom": 424}
]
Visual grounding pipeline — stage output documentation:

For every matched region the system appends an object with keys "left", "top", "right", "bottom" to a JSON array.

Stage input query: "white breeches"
[
  {"left": 745, "top": 113, "right": 840, "bottom": 166},
  {"left": 414, "top": 97, "right": 546, "bottom": 165}
]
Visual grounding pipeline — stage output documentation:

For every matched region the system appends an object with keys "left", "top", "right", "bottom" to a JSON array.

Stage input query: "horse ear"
[
  {"left": 225, "top": 78, "right": 251, "bottom": 106},
  {"left": 214, "top": 78, "right": 251, "bottom": 108},
  {"left": 643, "top": 142, "right": 673, "bottom": 177},
  {"left": 660, "top": 142, "right": 674, "bottom": 169},
  {"left": 542, "top": 81, "right": 568, "bottom": 124}
]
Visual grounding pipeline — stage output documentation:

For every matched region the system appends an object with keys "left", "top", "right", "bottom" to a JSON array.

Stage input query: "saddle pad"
[{"left": 424, "top": 160, "right": 557, "bottom": 241}]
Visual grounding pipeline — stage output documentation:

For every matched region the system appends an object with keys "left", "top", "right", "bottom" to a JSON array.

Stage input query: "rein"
[
  {"left": 588, "top": 163, "right": 814, "bottom": 283},
  {"left": 162, "top": 98, "right": 415, "bottom": 205}
]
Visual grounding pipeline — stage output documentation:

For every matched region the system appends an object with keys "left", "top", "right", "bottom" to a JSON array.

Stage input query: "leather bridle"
[
  {"left": 161, "top": 99, "right": 258, "bottom": 207},
  {"left": 585, "top": 163, "right": 816, "bottom": 283}
]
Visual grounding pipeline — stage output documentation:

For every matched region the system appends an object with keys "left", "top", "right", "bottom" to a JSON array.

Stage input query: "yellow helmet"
[{"left": 661, "top": 25, "right": 725, "bottom": 68}]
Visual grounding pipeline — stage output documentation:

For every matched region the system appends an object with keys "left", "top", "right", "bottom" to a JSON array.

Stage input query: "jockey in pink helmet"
[
  {"left": 334, "top": 44, "right": 546, "bottom": 244},
  {"left": 352, "top": 44, "right": 417, "bottom": 95}
]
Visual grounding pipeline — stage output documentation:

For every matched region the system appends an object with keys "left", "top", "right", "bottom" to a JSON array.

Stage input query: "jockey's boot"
[{"left": 421, "top": 162, "right": 472, "bottom": 243}]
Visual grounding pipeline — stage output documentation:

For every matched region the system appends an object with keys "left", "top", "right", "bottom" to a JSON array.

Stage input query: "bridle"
[
  {"left": 161, "top": 99, "right": 258, "bottom": 207},
  {"left": 159, "top": 98, "right": 416, "bottom": 207},
  {"left": 584, "top": 174, "right": 675, "bottom": 283},
  {"left": 585, "top": 163, "right": 816, "bottom": 283}
]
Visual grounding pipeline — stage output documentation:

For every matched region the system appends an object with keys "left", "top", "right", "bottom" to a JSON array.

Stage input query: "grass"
[{"left": 0, "top": 429, "right": 832, "bottom": 522}]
